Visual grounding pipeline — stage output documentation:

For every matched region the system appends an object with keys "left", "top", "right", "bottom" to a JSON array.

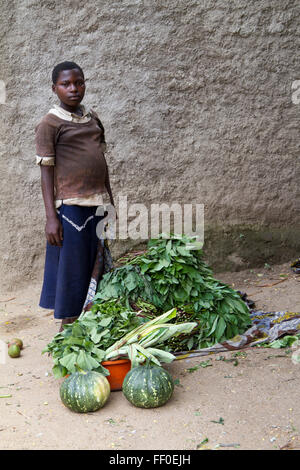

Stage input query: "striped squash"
[
  {"left": 60, "top": 370, "right": 110, "bottom": 413},
  {"left": 122, "top": 364, "right": 174, "bottom": 408}
]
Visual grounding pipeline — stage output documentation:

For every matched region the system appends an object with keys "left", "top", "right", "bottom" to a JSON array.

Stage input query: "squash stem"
[{"left": 74, "top": 363, "right": 87, "bottom": 374}]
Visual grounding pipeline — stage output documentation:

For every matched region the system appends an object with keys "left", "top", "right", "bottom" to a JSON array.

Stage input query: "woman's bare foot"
[{"left": 59, "top": 316, "right": 79, "bottom": 332}]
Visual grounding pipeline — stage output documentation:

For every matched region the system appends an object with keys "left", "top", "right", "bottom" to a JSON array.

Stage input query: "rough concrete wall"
[{"left": 0, "top": 0, "right": 300, "bottom": 291}]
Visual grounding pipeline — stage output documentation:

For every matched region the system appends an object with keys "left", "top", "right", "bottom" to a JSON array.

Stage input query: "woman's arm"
[
  {"left": 104, "top": 161, "right": 116, "bottom": 211},
  {"left": 104, "top": 161, "right": 118, "bottom": 221},
  {"left": 40, "top": 166, "right": 63, "bottom": 247}
]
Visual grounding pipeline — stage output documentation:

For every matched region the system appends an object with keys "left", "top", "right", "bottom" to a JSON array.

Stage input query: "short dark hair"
[{"left": 52, "top": 61, "right": 84, "bottom": 84}]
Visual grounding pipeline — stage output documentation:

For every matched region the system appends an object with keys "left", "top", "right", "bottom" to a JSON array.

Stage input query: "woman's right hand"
[{"left": 45, "top": 215, "right": 63, "bottom": 247}]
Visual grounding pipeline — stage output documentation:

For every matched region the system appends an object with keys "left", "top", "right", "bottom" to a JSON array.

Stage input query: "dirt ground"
[{"left": 0, "top": 261, "right": 300, "bottom": 451}]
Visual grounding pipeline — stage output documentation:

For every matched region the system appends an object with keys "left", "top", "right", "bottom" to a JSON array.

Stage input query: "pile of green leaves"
[
  {"left": 42, "top": 298, "right": 145, "bottom": 378},
  {"left": 44, "top": 234, "right": 252, "bottom": 376},
  {"left": 96, "top": 234, "right": 252, "bottom": 350},
  {"left": 93, "top": 264, "right": 161, "bottom": 308}
]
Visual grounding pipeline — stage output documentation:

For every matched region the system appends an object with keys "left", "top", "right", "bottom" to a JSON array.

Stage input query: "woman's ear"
[{"left": 52, "top": 83, "right": 56, "bottom": 94}]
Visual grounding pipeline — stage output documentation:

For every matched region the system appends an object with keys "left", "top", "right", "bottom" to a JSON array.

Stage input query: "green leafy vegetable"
[
  {"left": 42, "top": 298, "right": 144, "bottom": 377},
  {"left": 104, "top": 308, "right": 197, "bottom": 367},
  {"left": 43, "top": 234, "right": 252, "bottom": 377},
  {"left": 97, "top": 234, "right": 251, "bottom": 350},
  {"left": 263, "top": 335, "right": 300, "bottom": 349},
  {"left": 43, "top": 301, "right": 196, "bottom": 376}
]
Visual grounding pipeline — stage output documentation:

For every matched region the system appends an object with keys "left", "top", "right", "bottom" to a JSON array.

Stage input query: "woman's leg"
[
  {"left": 39, "top": 204, "right": 104, "bottom": 330},
  {"left": 59, "top": 316, "right": 78, "bottom": 332}
]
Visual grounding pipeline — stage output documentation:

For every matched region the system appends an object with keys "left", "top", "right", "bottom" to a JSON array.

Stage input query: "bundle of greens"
[
  {"left": 42, "top": 298, "right": 144, "bottom": 378},
  {"left": 95, "top": 234, "right": 251, "bottom": 350},
  {"left": 105, "top": 308, "right": 197, "bottom": 367},
  {"left": 43, "top": 234, "right": 252, "bottom": 377},
  {"left": 43, "top": 299, "right": 196, "bottom": 377}
]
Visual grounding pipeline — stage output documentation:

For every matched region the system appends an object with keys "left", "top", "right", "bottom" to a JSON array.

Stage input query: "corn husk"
[{"left": 104, "top": 308, "right": 197, "bottom": 366}]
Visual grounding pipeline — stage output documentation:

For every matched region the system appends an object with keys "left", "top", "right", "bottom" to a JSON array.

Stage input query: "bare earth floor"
[{"left": 0, "top": 261, "right": 300, "bottom": 450}]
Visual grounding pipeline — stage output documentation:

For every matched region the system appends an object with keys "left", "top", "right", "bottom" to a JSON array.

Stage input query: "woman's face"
[{"left": 52, "top": 68, "right": 85, "bottom": 110}]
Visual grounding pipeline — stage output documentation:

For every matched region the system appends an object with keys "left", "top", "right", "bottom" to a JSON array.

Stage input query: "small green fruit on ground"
[
  {"left": 8, "top": 344, "right": 21, "bottom": 358},
  {"left": 8, "top": 338, "right": 23, "bottom": 349}
]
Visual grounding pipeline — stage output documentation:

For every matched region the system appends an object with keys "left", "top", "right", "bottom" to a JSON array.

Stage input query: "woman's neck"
[{"left": 59, "top": 102, "right": 83, "bottom": 116}]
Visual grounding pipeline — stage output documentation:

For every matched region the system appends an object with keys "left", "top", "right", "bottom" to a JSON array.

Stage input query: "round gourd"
[
  {"left": 9, "top": 338, "right": 23, "bottom": 350},
  {"left": 60, "top": 370, "right": 110, "bottom": 413},
  {"left": 122, "top": 363, "right": 174, "bottom": 408},
  {"left": 8, "top": 344, "right": 21, "bottom": 358}
]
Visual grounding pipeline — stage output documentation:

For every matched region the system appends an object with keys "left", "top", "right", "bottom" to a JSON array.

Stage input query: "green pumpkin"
[
  {"left": 122, "top": 363, "right": 174, "bottom": 408},
  {"left": 60, "top": 370, "right": 110, "bottom": 413}
]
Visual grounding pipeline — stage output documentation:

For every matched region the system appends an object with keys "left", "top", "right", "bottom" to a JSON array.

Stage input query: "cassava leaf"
[
  {"left": 76, "top": 350, "right": 100, "bottom": 371},
  {"left": 59, "top": 352, "right": 78, "bottom": 373}
]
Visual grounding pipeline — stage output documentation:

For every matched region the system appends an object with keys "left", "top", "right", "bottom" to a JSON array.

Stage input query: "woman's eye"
[{"left": 60, "top": 81, "right": 84, "bottom": 87}]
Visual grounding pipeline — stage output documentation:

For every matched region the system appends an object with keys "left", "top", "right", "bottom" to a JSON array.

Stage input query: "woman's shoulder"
[
  {"left": 89, "top": 108, "right": 100, "bottom": 120},
  {"left": 89, "top": 108, "right": 105, "bottom": 130},
  {"left": 35, "top": 111, "right": 63, "bottom": 131},
  {"left": 90, "top": 108, "right": 106, "bottom": 122}
]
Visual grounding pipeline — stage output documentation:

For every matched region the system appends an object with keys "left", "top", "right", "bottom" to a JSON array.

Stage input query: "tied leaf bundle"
[
  {"left": 96, "top": 234, "right": 251, "bottom": 350},
  {"left": 105, "top": 308, "right": 197, "bottom": 367}
]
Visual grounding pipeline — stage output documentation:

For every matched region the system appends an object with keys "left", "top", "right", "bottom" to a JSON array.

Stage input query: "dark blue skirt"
[{"left": 39, "top": 204, "right": 105, "bottom": 319}]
